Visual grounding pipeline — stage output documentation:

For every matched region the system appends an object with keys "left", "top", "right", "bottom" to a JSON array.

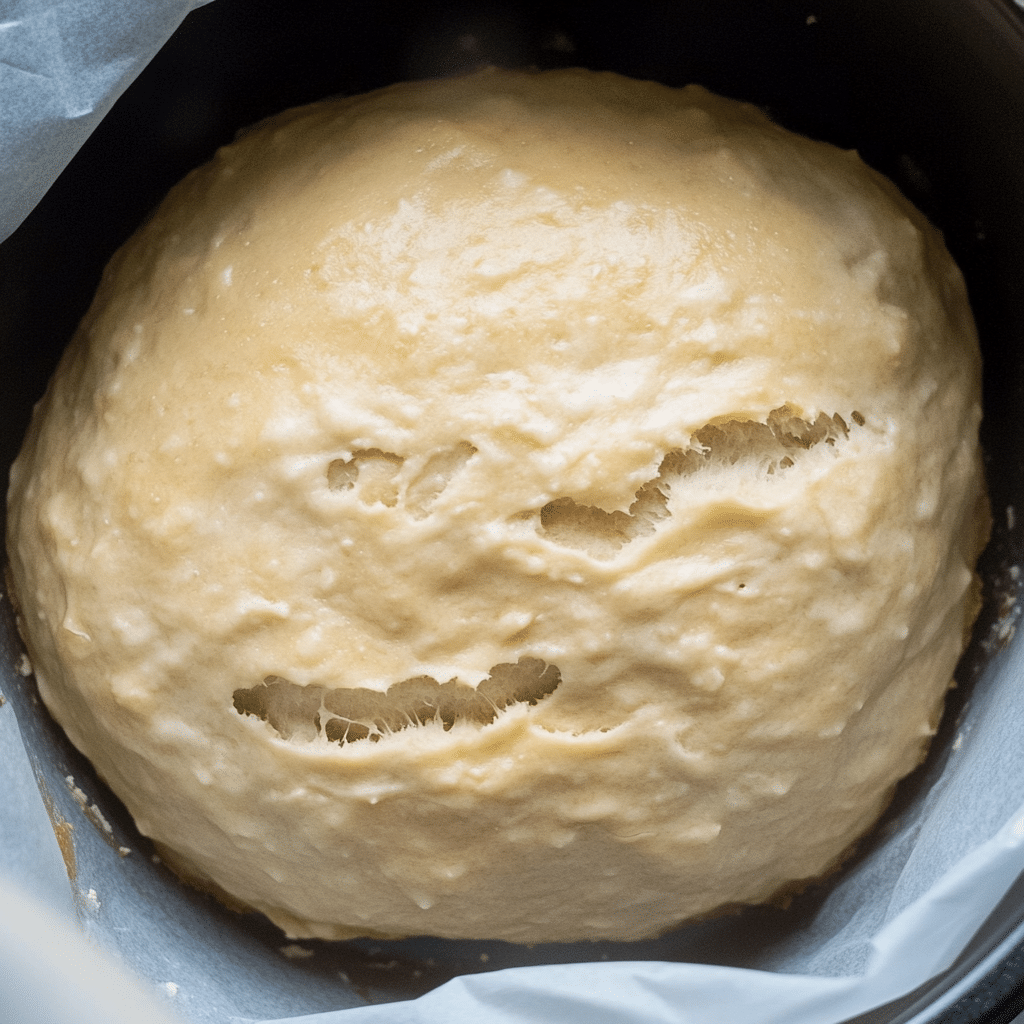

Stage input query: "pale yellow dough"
[{"left": 6, "top": 68, "right": 988, "bottom": 943}]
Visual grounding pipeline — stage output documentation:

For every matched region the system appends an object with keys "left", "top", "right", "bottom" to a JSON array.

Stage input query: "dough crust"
[{"left": 6, "top": 68, "right": 988, "bottom": 943}]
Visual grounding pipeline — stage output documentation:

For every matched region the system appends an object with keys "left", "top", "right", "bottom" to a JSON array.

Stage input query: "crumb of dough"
[
  {"left": 279, "top": 944, "right": 315, "bottom": 960},
  {"left": 5, "top": 67, "right": 988, "bottom": 944}
]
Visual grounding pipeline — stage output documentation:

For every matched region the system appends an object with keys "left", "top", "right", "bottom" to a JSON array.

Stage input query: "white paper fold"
[{"left": 0, "top": 0, "right": 208, "bottom": 243}]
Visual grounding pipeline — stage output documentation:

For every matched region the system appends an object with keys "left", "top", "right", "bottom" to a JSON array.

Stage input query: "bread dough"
[{"left": 5, "top": 68, "right": 989, "bottom": 943}]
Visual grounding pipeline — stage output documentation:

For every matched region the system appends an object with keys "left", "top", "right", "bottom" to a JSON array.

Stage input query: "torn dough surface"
[{"left": 6, "top": 68, "right": 988, "bottom": 943}]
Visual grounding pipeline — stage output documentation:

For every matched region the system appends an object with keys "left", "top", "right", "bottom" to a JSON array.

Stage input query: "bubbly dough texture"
[{"left": 6, "top": 68, "right": 989, "bottom": 943}]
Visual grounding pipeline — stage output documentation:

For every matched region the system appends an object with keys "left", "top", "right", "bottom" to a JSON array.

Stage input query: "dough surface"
[{"left": 6, "top": 68, "right": 988, "bottom": 943}]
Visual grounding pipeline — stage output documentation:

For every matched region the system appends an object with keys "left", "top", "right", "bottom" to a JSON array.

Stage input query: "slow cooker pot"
[{"left": 2, "top": 1, "right": 1024, "bottom": 1021}]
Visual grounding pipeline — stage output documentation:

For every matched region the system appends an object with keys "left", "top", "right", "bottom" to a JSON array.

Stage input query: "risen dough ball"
[{"left": 6, "top": 68, "right": 988, "bottom": 943}]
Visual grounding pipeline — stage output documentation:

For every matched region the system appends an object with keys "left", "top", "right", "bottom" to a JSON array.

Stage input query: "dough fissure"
[
  {"left": 538, "top": 407, "right": 853, "bottom": 557},
  {"left": 326, "top": 448, "right": 404, "bottom": 506},
  {"left": 232, "top": 657, "right": 561, "bottom": 745},
  {"left": 326, "top": 441, "right": 477, "bottom": 518}
]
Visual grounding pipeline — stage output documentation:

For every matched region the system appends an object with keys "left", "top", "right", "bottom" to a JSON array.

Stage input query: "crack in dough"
[
  {"left": 327, "top": 441, "right": 477, "bottom": 517},
  {"left": 538, "top": 407, "right": 852, "bottom": 558},
  {"left": 233, "top": 657, "right": 560, "bottom": 745}
]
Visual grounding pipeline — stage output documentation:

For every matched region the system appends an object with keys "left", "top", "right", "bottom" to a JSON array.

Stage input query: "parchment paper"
[{"left": 2, "top": 3, "right": 1024, "bottom": 1023}]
